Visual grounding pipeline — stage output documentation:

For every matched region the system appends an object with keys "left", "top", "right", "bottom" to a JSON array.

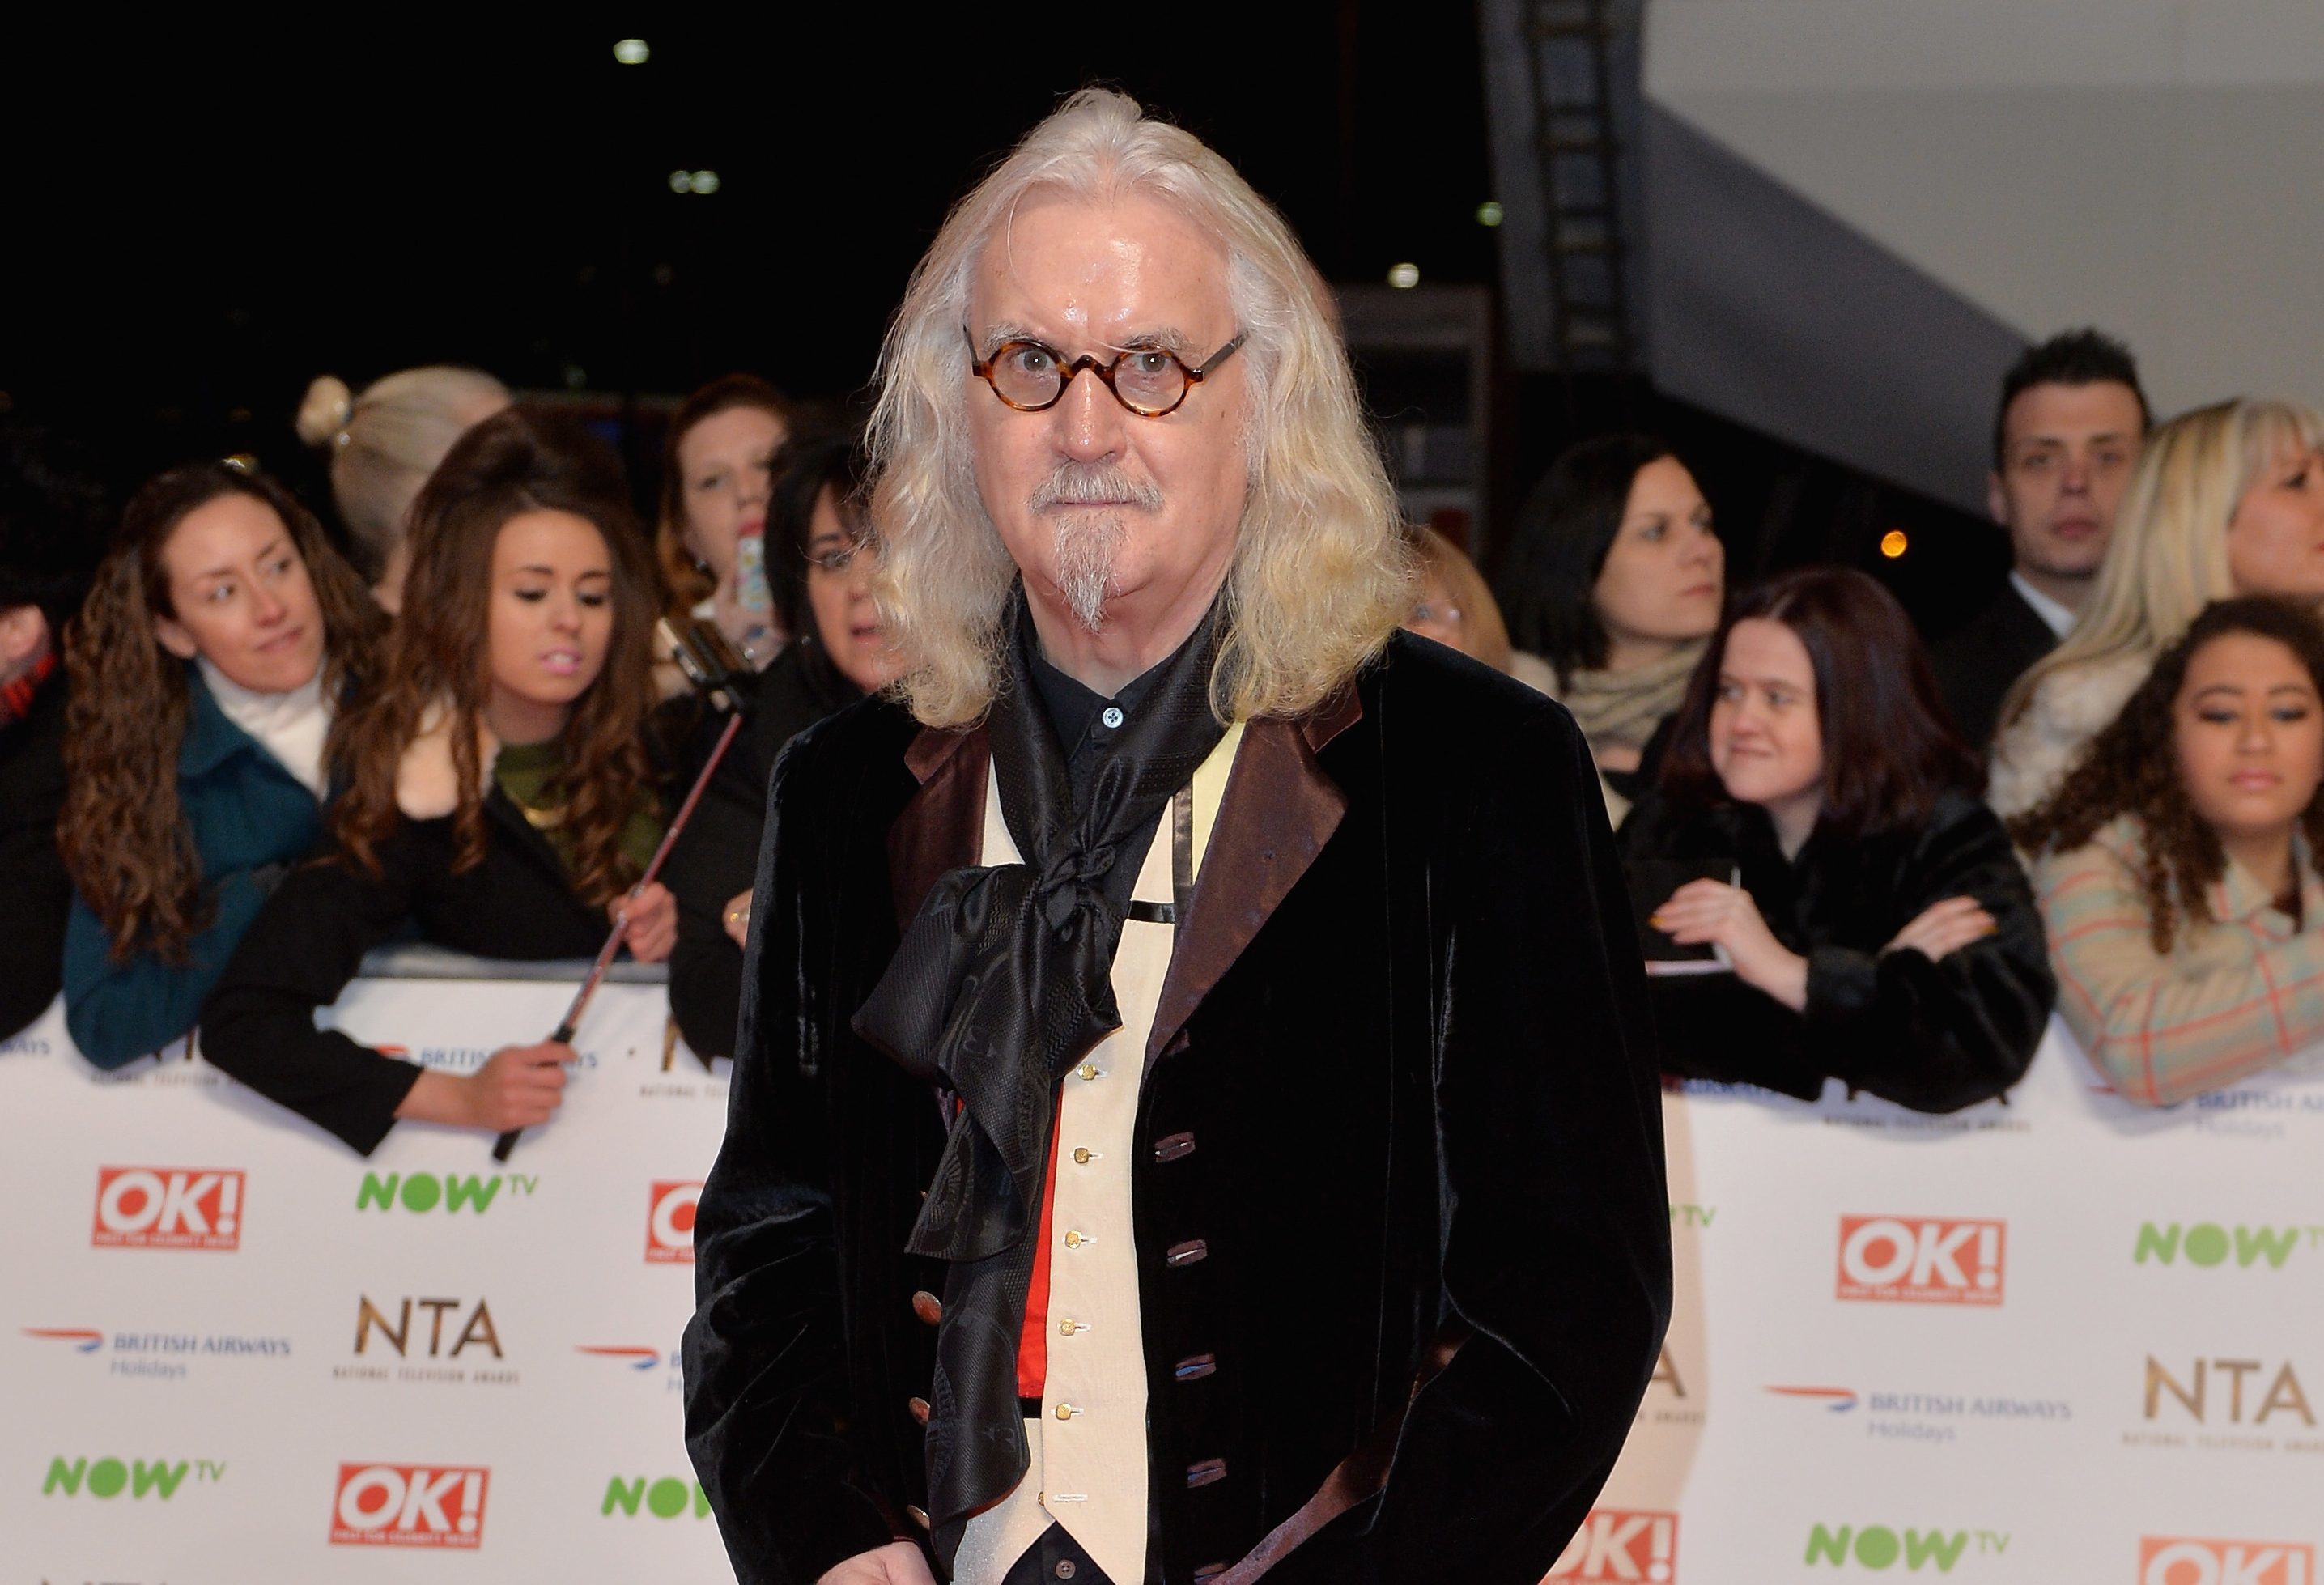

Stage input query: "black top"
[
  {"left": 199, "top": 788, "right": 632, "bottom": 1154},
  {"left": 662, "top": 643, "right": 862, "bottom": 1061},
  {"left": 682, "top": 634, "right": 1671, "bottom": 1585},
  {"left": 1927, "top": 582, "right": 2059, "bottom": 754},
  {"left": 1620, "top": 788, "right": 2054, "bottom": 1112},
  {"left": 0, "top": 669, "right": 70, "bottom": 1041}
]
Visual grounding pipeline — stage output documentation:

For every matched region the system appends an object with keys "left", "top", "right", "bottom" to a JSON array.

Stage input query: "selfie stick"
[{"left": 492, "top": 619, "right": 754, "bottom": 1161}]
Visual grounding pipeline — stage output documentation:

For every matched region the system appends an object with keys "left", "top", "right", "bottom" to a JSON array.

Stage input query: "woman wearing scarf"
[{"left": 1497, "top": 434, "right": 1724, "bottom": 824}]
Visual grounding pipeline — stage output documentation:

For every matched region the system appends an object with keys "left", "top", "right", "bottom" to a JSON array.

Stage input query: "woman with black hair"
[
  {"left": 661, "top": 420, "right": 901, "bottom": 1060},
  {"left": 1497, "top": 434, "right": 1723, "bottom": 812},
  {"left": 1621, "top": 567, "right": 2054, "bottom": 1111}
]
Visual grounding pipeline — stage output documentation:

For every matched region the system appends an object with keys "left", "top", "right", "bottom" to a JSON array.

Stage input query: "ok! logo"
[
  {"left": 647, "top": 1180, "right": 700, "bottom": 1264},
  {"left": 1837, "top": 1215, "right": 2005, "bottom": 1306},
  {"left": 330, "top": 1463, "right": 489, "bottom": 1549},
  {"left": 91, "top": 1167, "right": 244, "bottom": 1251},
  {"left": 2142, "top": 1537, "right": 2313, "bottom": 1585},
  {"left": 1545, "top": 1509, "right": 1677, "bottom": 1581}
]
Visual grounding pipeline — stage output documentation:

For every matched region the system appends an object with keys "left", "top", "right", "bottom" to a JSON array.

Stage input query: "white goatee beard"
[{"left": 1053, "top": 513, "right": 1127, "bottom": 633}]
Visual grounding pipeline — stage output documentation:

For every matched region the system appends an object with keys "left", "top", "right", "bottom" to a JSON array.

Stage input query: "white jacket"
[{"left": 1986, "top": 651, "right": 2152, "bottom": 819}]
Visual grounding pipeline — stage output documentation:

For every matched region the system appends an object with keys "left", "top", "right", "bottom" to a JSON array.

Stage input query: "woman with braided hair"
[{"left": 2014, "top": 596, "right": 2324, "bottom": 1105}]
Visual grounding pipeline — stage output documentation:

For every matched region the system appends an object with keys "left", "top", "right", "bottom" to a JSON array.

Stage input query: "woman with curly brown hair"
[
  {"left": 2013, "top": 596, "right": 2324, "bottom": 1106},
  {"left": 198, "top": 407, "right": 678, "bottom": 1154},
  {"left": 57, "top": 462, "right": 383, "bottom": 1068}
]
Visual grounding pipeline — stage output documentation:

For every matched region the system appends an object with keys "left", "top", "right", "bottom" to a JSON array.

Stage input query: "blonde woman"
[
  {"left": 296, "top": 366, "right": 511, "bottom": 612},
  {"left": 1989, "top": 398, "right": 2324, "bottom": 818},
  {"left": 1402, "top": 525, "right": 1514, "bottom": 671}
]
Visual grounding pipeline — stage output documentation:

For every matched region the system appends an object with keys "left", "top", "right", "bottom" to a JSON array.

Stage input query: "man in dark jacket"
[
  {"left": 1930, "top": 329, "right": 2148, "bottom": 751},
  {"left": 683, "top": 89, "right": 1670, "bottom": 1585},
  {"left": 0, "top": 426, "right": 105, "bottom": 1043}
]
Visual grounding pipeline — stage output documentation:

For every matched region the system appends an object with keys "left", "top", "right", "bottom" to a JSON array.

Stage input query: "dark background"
[{"left": 2, "top": 9, "right": 2000, "bottom": 627}]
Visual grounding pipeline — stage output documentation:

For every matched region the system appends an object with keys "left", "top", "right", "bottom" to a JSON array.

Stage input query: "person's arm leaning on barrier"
[
  {"left": 198, "top": 823, "right": 582, "bottom": 1155},
  {"left": 2034, "top": 828, "right": 2324, "bottom": 1107},
  {"left": 61, "top": 864, "right": 281, "bottom": 1069},
  {"left": 1795, "top": 792, "right": 2054, "bottom": 1113}
]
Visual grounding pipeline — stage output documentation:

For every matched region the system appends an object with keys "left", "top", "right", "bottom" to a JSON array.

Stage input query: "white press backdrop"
[{"left": 4, "top": 963, "right": 2319, "bottom": 1583}]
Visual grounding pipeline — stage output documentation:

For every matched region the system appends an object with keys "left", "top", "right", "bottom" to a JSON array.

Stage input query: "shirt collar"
[
  {"left": 2008, "top": 572, "right": 2076, "bottom": 640},
  {"left": 2211, "top": 833, "right": 2324, "bottom": 933}
]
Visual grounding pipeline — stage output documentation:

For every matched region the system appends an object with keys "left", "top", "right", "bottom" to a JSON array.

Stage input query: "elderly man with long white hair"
[{"left": 684, "top": 89, "right": 1670, "bottom": 1585}]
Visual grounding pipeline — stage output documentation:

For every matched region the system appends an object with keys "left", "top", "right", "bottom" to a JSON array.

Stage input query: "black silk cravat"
[
  {"left": 855, "top": 590, "right": 1225, "bottom": 1263},
  {"left": 852, "top": 590, "right": 1226, "bottom": 1549}
]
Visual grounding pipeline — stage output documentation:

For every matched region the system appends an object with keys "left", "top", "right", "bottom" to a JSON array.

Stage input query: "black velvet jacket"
[
  {"left": 198, "top": 790, "right": 618, "bottom": 1154},
  {"left": 683, "top": 635, "right": 1672, "bottom": 1585},
  {"left": 664, "top": 643, "right": 864, "bottom": 1062},
  {"left": 1619, "top": 788, "right": 2054, "bottom": 1111}
]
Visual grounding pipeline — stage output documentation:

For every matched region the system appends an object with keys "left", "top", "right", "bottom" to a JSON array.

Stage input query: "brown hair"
[
  {"left": 1659, "top": 567, "right": 1979, "bottom": 840},
  {"left": 59, "top": 463, "right": 383, "bottom": 962},
  {"left": 653, "top": 374, "right": 791, "bottom": 617},
  {"left": 2011, "top": 596, "right": 2324, "bottom": 951},
  {"left": 1409, "top": 525, "right": 1513, "bottom": 672},
  {"left": 328, "top": 407, "right": 662, "bottom": 907}
]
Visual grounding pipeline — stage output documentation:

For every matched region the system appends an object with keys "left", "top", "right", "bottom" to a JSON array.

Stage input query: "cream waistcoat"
[{"left": 951, "top": 722, "right": 1244, "bottom": 1585}]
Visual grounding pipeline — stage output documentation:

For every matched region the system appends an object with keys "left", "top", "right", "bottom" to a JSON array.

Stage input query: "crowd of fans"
[{"left": 3, "top": 324, "right": 2322, "bottom": 1149}]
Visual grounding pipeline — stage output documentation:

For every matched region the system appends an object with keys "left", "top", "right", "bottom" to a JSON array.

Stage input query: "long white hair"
[{"left": 866, "top": 87, "right": 1413, "bottom": 728}]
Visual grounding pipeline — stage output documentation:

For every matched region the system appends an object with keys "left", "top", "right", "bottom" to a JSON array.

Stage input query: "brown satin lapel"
[
  {"left": 1145, "top": 689, "right": 1362, "bottom": 1064},
  {"left": 886, "top": 724, "right": 991, "bottom": 933}
]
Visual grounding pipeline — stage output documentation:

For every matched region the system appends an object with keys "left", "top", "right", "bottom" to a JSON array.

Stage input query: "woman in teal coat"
[{"left": 57, "top": 461, "right": 380, "bottom": 1067}]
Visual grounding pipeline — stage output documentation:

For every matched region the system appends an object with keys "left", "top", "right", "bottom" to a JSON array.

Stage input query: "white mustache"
[{"left": 1028, "top": 463, "right": 1162, "bottom": 512}]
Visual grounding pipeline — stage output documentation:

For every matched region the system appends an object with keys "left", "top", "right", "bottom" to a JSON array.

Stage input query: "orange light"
[{"left": 1880, "top": 529, "right": 1909, "bottom": 559}]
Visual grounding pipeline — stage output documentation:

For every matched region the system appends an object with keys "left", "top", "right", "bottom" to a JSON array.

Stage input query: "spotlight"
[
  {"left": 691, "top": 169, "right": 721, "bottom": 195},
  {"left": 669, "top": 171, "right": 694, "bottom": 193},
  {"left": 1476, "top": 201, "right": 1504, "bottom": 227},
  {"left": 1880, "top": 529, "right": 1909, "bottom": 559},
  {"left": 1387, "top": 262, "right": 1421, "bottom": 289},
  {"left": 614, "top": 39, "right": 649, "bottom": 65}
]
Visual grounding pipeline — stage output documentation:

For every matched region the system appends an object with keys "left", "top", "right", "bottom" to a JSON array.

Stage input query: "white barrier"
[
  {"left": 2, "top": 954, "right": 736, "bottom": 1583},
  {"left": 6, "top": 967, "right": 2321, "bottom": 1583}
]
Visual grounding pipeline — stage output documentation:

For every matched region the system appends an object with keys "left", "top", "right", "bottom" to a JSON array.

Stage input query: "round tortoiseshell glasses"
[{"left": 965, "top": 326, "right": 1247, "bottom": 418}]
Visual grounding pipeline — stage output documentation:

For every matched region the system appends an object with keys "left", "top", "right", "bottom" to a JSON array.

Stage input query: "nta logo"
[
  {"left": 602, "top": 1476, "right": 711, "bottom": 1519},
  {"left": 355, "top": 1171, "right": 533, "bottom": 1214},
  {"left": 2142, "top": 1537, "right": 2313, "bottom": 1585},
  {"left": 1837, "top": 1217, "right": 2004, "bottom": 1306},
  {"left": 330, "top": 1463, "right": 489, "bottom": 1548},
  {"left": 647, "top": 1180, "right": 699, "bottom": 1263},
  {"left": 2136, "top": 1222, "right": 2319, "bottom": 1269},
  {"left": 1807, "top": 1524, "right": 2007, "bottom": 1571},
  {"left": 91, "top": 1167, "right": 243, "bottom": 1251},
  {"left": 2144, "top": 1358, "right": 2314, "bottom": 1425},
  {"left": 44, "top": 1456, "right": 223, "bottom": 1499},
  {"left": 1546, "top": 1509, "right": 1676, "bottom": 1580},
  {"left": 355, "top": 1298, "right": 502, "bottom": 1358}
]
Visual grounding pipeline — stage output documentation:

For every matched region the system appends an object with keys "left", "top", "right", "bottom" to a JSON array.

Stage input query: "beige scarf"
[{"left": 1540, "top": 640, "right": 1707, "bottom": 756}]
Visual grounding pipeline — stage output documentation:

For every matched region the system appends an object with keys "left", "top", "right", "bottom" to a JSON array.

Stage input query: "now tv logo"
[
  {"left": 92, "top": 1168, "right": 244, "bottom": 1251},
  {"left": 331, "top": 1463, "right": 489, "bottom": 1549},
  {"left": 1837, "top": 1217, "right": 2004, "bottom": 1306},
  {"left": 647, "top": 1180, "right": 699, "bottom": 1264},
  {"left": 1546, "top": 1508, "right": 1676, "bottom": 1580},
  {"left": 2143, "top": 1537, "right": 2313, "bottom": 1585}
]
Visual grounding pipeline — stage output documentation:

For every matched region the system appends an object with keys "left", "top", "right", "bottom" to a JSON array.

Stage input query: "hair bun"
[{"left": 295, "top": 375, "right": 356, "bottom": 449}]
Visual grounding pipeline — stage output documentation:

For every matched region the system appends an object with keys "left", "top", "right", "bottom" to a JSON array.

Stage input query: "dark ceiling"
[{"left": 6, "top": 9, "right": 1494, "bottom": 486}]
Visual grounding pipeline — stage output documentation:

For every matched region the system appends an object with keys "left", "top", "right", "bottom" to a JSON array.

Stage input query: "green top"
[{"left": 493, "top": 738, "right": 664, "bottom": 881}]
